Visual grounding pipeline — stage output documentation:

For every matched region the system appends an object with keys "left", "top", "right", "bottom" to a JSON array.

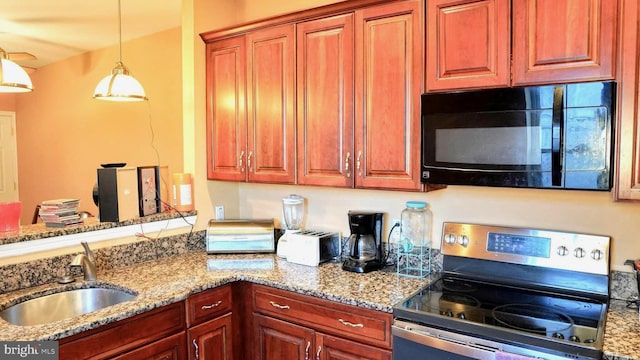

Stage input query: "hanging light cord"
[{"left": 117, "top": 0, "right": 123, "bottom": 64}]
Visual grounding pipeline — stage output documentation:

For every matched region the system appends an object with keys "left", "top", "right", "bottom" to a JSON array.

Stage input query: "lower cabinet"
[
  {"left": 110, "top": 333, "right": 187, "bottom": 360},
  {"left": 186, "top": 285, "right": 234, "bottom": 360},
  {"left": 251, "top": 284, "right": 392, "bottom": 360},
  {"left": 58, "top": 302, "right": 186, "bottom": 360}
]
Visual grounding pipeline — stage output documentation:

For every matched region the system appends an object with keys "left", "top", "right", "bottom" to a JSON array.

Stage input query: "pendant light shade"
[
  {"left": 0, "top": 51, "right": 33, "bottom": 93},
  {"left": 93, "top": 0, "right": 147, "bottom": 101}
]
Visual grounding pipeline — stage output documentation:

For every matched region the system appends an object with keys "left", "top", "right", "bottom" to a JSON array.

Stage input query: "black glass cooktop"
[{"left": 394, "top": 275, "right": 607, "bottom": 347}]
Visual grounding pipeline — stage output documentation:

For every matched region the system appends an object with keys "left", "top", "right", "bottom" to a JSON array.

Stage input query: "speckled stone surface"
[
  {"left": 0, "top": 252, "right": 428, "bottom": 341},
  {"left": 603, "top": 300, "right": 640, "bottom": 360},
  {"left": 0, "top": 210, "right": 197, "bottom": 245}
]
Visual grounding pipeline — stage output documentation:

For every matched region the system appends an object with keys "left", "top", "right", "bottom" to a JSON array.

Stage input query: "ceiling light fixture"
[
  {"left": 93, "top": 0, "right": 147, "bottom": 101},
  {"left": 0, "top": 48, "right": 33, "bottom": 93}
]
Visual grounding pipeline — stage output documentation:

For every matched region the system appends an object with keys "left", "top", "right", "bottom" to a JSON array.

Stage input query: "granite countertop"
[
  {"left": 0, "top": 252, "right": 428, "bottom": 341},
  {"left": 604, "top": 300, "right": 640, "bottom": 360},
  {"left": 1, "top": 251, "right": 637, "bottom": 360}
]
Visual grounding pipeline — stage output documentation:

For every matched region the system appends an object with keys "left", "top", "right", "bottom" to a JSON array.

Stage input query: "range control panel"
[{"left": 441, "top": 222, "right": 610, "bottom": 275}]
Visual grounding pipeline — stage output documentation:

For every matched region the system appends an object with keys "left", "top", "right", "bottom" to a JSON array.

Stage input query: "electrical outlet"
[
  {"left": 215, "top": 205, "right": 224, "bottom": 220},
  {"left": 389, "top": 218, "right": 401, "bottom": 243}
]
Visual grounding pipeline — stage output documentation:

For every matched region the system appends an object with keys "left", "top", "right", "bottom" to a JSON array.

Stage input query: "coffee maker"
[{"left": 342, "top": 211, "right": 384, "bottom": 273}]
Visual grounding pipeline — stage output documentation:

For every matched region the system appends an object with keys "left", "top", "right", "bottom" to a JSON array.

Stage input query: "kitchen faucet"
[{"left": 71, "top": 242, "right": 97, "bottom": 281}]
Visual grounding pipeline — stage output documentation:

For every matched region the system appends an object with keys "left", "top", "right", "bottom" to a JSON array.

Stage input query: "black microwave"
[{"left": 421, "top": 81, "right": 615, "bottom": 191}]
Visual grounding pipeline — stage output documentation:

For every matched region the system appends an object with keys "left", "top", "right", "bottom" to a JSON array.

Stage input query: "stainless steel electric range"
[{"left": 393, "top": 222, "right": 610, "bottom": 360}]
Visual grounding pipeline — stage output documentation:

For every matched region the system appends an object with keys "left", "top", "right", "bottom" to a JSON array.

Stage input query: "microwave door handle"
[{"left": 551, "top": 86, "right": 564, "bottom": 187}]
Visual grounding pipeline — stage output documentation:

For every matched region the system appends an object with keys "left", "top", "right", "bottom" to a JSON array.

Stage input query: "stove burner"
[
  {"left": 492, "top": 304, "right": 574, "bottom": 335},
  {"left": 441, "top": 279, "right": 477, "bottom": 293}
]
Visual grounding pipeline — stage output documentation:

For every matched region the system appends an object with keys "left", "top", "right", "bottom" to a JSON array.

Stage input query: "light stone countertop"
[
  {"left": 0, "top": 250, "right": 636, "bottom": 360},
  {"left": 0, "top": 252, "right": 428, "bottom": 341},
  {"left": 603, "top": 300, "right": 640, "bottom": 360}
]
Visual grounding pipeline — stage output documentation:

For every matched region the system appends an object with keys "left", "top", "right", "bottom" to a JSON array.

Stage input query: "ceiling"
[{"left": 0, "top": 0, "right": 182, "bottom": 69}]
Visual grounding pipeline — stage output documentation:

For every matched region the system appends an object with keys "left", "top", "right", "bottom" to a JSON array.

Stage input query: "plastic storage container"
[{"left": 397, "top": 201, "right": 432, "bottom": 278}]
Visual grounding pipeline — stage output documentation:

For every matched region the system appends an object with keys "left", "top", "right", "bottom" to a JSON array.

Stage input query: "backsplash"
[
  {"left": 0, "top": 231, "right": 205, "bottom": 294},
  {"left": 0, "top": 230, "right": 633, "bottom": 301}
]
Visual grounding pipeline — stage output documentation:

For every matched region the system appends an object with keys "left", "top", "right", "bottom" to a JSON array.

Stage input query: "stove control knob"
[
  {"left": 552, "top": 333, "right": 564, "bottom": 339},
  {"left": 444, "top": 234, "right": 457, "bottom": 245},
  {"left": 573, "top": 247, "right": 586, "bottom": 258},
  {"left": 584, "top": 338, "right": 595, "bottom": 344},
  {"left": 569, "top": 335, "right": 581, "bottom": 343},
  {"left": 457, "top": 235, "right": 469, "bottom": 247},
  {"left": 457, "top": 312, "right": 466, "bottom": 320},
  {"left": 556, "top": 246, "right": 569, "bottom": 256},
  {"left": 591, "top": 249, "right": 604, "bottom": 261},
  {"left": 444, "top": 310, "right": 454, "bottom": 317}
]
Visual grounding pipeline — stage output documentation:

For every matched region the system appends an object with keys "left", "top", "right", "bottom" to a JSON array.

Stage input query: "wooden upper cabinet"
[
  {"left": 205, "top": 36, "right": 247, "bottom": 181},
  {"left": 426, "top": 0, "right": 510, "bottom": 91},
  {"left": 246, "top": 25, "right": 296, "bottom": 184},
  {"left": 512, "top": 0, "right": 617, "bottom": 85},
  {"left": 614, "top": 0, "right": 640, "bottom": 201},
  {"left": 297, "top": 14, "right": 355, "bottom": 188},
  {"left": 354, "top": 0, "right": 423, "bottom": 190}
]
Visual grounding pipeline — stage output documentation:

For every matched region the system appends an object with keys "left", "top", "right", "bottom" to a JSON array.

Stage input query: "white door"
[{"left": 0, "top": 111, "right": 19, "bottom": 202}]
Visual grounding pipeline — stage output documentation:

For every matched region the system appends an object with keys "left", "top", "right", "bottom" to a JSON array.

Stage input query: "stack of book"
[{"left": 39, "top": 199, "right": 82, "bottom": 227}]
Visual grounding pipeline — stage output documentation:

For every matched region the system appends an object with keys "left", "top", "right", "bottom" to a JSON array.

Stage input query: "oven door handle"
[
  {"left": 393, "top": 323, "right": 498, "bottom": 360},
  {"left": 551, "top": 85, "right": 564, "bottom": 187}
]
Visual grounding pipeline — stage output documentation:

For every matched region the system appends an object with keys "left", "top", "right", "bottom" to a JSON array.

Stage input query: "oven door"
[{"left": 392, "top": 320, "right": 586, "bottom": 360}]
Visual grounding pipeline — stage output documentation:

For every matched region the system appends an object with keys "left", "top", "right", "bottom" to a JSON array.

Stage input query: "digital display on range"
[{"left": 487, "top": 232, "right": 551, "bottom": 258}]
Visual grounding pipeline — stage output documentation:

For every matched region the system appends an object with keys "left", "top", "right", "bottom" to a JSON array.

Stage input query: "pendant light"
[
  {"left": 0, "top": 48, "right": 33, "bottom": 93},
  {"left": 93, "top": 0, "right": 147, "bottom": 101}
]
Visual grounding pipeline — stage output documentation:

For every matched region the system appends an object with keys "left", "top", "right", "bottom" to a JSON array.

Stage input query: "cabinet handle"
[
  {"left": 201, "top": 300, "right": 222, "bottom": 310},
  {"left": 345, "top": 152, "right": 351, "bottom": 178},
  {"left": 356, "top": 150, "right": 362, "bottom": 176},
  {"left": 269, "top": 301, "right": 290, "bottom": 310},
  {"left": 247, "top": 151, "right": 254, "bottom": 172},
  {"left": 305, "top": 341, "right": 311, "bottom": 360},
  {"left": 193, "top": 339, "right": 199, "bottom": 360},
  {"left": 338, "top": 318, "right": 364, "bottom": 328},
  {"left": 316, "top": 345, "right": 322, "bottom": 360},
  {"left": 160, "top": 356, "right": 171, "bottom": 360},
  {"left": 239, "top": 150, "right": 245, "bottom": 172}
]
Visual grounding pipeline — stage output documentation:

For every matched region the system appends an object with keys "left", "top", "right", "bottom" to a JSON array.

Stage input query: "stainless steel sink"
[{"left": 0, "top": 287, "right": 137, "bottom": 326}]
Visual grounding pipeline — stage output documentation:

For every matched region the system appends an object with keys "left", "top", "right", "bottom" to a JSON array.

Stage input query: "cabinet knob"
[
  {"left": 201, "top": 300, "right": 222, "bottom": 310},
  {"left": 269, "top": 301, "right": 290, "bottom": 310},
  {"left": 338, "top": 318, "right": 364, "bottom": 328},
  {"left": 345, "top": 152, "right": 351, "bottom": 178}
]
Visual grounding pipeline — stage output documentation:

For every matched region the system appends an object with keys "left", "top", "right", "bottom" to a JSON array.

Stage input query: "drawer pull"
[
  {"left": 269, "top": 301, "right": 290, "bottom": 310},
  {"left": 338, "top": 318, "right": 364, "bottom": 328},
  {"left": 201, "top": 300, "right": 223, "bottom": 310},
  {"left": 193, "top": 339, "right": 199, "bottom": 360}
]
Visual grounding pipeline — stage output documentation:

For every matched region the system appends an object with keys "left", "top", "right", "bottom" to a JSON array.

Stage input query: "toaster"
[{"left": 286, "top": 230, "right": 341, "bottom": 266}]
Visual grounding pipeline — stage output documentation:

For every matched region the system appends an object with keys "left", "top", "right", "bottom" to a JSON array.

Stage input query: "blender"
[{"left": 276, "top": 194, "right": 305, "bottom": 258}]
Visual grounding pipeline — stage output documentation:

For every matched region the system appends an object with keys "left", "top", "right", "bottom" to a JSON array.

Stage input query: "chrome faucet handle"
[
  {"left": 81, "top": 241, "right": 95, "bottom": 263},
  {"left": 71, "top": 242, "right": 98, "bottom": 281}
]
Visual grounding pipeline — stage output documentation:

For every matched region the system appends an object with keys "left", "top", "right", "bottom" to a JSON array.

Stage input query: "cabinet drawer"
[
  {"left": 252, "top": 284, "right": 391, "bottom": 349},
  {"left": 186, "top": 284, "right": 232, "bottom": 327},
  {"left": 59, "top": 302, "right": 185, "bottom": 360}
]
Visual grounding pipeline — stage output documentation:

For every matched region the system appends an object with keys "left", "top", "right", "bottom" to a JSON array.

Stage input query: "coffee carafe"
[{"left": 342, "top": 211, "right": 384, "bottom": 273}]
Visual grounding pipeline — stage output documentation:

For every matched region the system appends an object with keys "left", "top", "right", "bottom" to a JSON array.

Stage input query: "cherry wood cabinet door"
[
  {"left": 296, "top": 14, "right": 355, "bottom": 188},
  {"left": 426, "top": 0, "right": 510, "bottom": 91},
  {"left": 246, "top": 25, "right": 296, "bottom": 184},
  {"left": 188, "top": 313, "right": 234, "bottom": 360},
  {"left": 512, "top": 0, "right": 617, "bottom": 85},
  {"left": 354, "top": 0, "right": 423, "bottom": 190},
  {"left": 614, "top": 0, "right": 640, "bottom": 200},
  {"left": 254, "top": 313, "right": 314, "bottom": 360},
  {"left": 317, "top": 333, "right": 391, "bottom": 360},
  {"left": 110, "top": 333, "right": 187, "bottom": 360},
  {"left": 205, "top": 36, "right": 247, "bottom": 181}
]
